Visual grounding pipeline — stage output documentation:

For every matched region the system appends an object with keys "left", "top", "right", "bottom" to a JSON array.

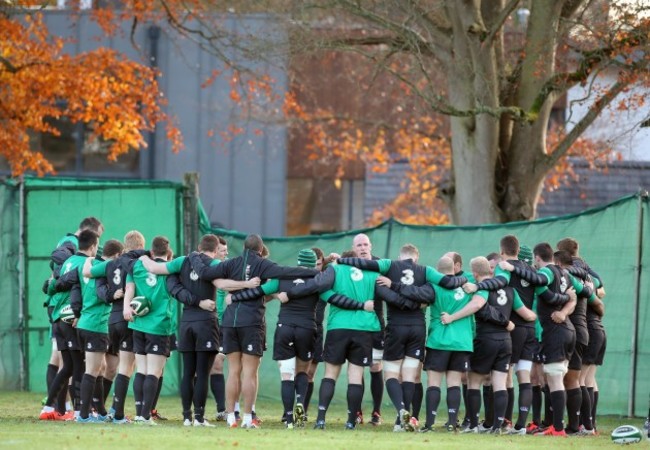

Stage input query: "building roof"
[
  {"left": 537, "top": 159, "right": 650, "bottom": 217},
  {"left": 364, "top": 159, "right": 650, "bottom": 222}
]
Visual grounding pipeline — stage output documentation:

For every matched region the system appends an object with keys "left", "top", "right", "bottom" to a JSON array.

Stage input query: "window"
[{"left": 0, "top": 117, "right": 141, "bottom": 177}]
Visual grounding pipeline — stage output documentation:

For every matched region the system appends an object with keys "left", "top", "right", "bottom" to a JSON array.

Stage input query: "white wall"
[{"left": 565, "top": 72, "right": 650, "bottom": 160}]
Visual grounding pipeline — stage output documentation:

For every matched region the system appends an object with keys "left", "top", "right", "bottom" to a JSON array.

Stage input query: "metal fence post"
[
  {"left": 629, "top": 189, "right": 647, "bottom": 416},
  {"left": 183, "top": 173, "right": 200, "bottom": 255}
]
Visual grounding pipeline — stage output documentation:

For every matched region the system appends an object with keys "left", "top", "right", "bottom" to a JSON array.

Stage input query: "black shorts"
[
  {"left": 383, "top": 324, "right": 426, "bottom": 361},
  {"left": 78, "top": 329, "right": 109, "bottom": 353},
  {"left": 470, "top": 334, "right": 512, "bottom": 374},
  {"left": 372, "top": 330, "right": 385, "bottom": 350},
  {"left": 55, "top": 320, "right": 81, "bottom": 351},
  {"left": 568, "top": 341, "right": 586, "bottom": 371},
  {"left": 273, "top": 324, "right": 316, "bottom": 361},
  {"left": 540, "top": 326, "right": 576, "bottom": 364},
  {"left": 424, "top": 348, "right": 470, "bottom": 372},
  {"left": 222, "top": 326, "right": 264, "bottom": 356},
  {"left": 312, "top": 327, "right": 324, "bottom": 363},
  {"left": 109, "top": 321, "right": 133, "bottom": 355},
  {"left": 323, "top": 329, "right": 373, "bottom": 367},
  {"left": 132, "top": 330, "right": 171, "bottom": 356},
  {"left": 178, "top": 319, "right": 220, "bottom": 353},
  {"left": 510, "top": 326, "right": 539, "bottom": 364},
  {"left": 583, "top": 328, "right": 606, "bottom": 366}
]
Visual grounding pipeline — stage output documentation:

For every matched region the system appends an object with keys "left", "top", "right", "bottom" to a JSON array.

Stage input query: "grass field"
[{"left": 0, "top": 392, "right": 647, "bottom": 449}]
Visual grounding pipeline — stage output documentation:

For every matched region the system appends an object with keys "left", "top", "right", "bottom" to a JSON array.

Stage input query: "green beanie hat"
[
  {"left": 297, "top": 249, "right": 317, "bottom": 268},
  {"left": 518, "top": 244, "right": 533, "bottom": 266}
]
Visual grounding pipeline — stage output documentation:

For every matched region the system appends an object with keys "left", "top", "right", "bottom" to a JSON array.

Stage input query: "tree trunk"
[
  {"left": 449, "top": 114, "right": 504, "bottom": 224},
  {"left": 499, "top": 0, "right": 565, "bottom": 222},
  {"left": 445, "top": 0, "right": 503, "bottom": 225}
]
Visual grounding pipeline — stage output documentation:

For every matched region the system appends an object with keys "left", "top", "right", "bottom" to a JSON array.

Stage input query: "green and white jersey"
[
  {"left": 426, "top": 285, "right": 474, "bottom": 352},
  {"left": 321, "top": 264, "right": 381, "bottom": 332},
  {"left": 77, "top": 258, "right": 111, "bottom": 334},
  {"left": 50, "top": 254, "right": 85, "bottom": 322},
  {"left": 127, "top": 259, "right": 174, "bottom": 336},
  {"left": 494, "top": 266, "right": 511, "bottom": 283},
  {"left": 164, "top": 255, "right": 184, "bottom": 332}
]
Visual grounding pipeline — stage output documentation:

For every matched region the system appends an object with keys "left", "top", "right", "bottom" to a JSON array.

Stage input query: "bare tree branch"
[
  {"left": 331, "top": 0, "right": 450, "bottom": 63},
  {"left": 482, "top": 0, "right": 520, "bottom": 46},
  {"left": 129, "top": 17, "right": 141, "bottom": 53},
  {"left": 0, "top": 55, "right": 45, "bottom": 74},
  {"left": 529, "top": 26, "right": 650, "bottom": 116},
  {"left": 561, "top": 0, "right": 590, "bottom": 19},
  {"left": 404, "top": 0, "right": 453, "bottom": 59},
  {"left": 544, "top": 78, "right": 627, "bottom": 169}
]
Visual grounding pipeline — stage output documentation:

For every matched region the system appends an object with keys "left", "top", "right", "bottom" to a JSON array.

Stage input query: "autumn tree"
[
  {"left": 105, "top": 0, "right": 649, "bottom": 225},
  {"left": 4, "top": 1, "right": 649, "bottom": 226},
  {"left": 278, "top": 0, "right": 650, "bottom": 224},
  {"left": 0, "top": 2, "right": 182, "bottom": 176}
]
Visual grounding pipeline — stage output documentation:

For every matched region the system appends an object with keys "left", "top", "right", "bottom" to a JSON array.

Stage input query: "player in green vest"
[
  {"left": 440, "top": 256, "right": 536, "bottom": 434},
  {"left": 123, "top": 236, "right": 174, "bottom": 425},
  {"left": 278, "top": 256, "right": 390, "bottom": 430},
  {"left": 72, "top": 239, "right": 123, "bottom": 423},
  {"left": 39, "top": 229, "right": 100, "bottom": 421},
  {"left": 419, "top": 256, "right": 474, "bottom": 432}
]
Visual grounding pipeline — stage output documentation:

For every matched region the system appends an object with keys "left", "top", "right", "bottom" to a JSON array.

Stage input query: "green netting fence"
[
  {"left": 201, "top": 193, "right": 650, "bottom": 417},
  {"left": 0, "top": 177, "right": 185, "bottom": 395},
  {"left": 0, "top": 177, "right": 647, "bottom": 417}
]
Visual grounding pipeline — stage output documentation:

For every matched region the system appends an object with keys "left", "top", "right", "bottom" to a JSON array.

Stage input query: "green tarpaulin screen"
[
  {"left": 201, "top": 194, "right": 649, "bottom": 417},
  {"left": 0, "top": 177, "right": 647, "bottom": 417},
  {"left": 0, "top": 177, "right": 184, "bottom": 395}
]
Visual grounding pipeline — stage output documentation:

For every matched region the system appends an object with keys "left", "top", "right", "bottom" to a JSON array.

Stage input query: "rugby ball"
[
  {"left": 611, "top": 425, "right": 643, "bottom": 444},
  {"left": 59, "top": 304, "right": 75, "bottom": 324},
  {"left": 130, "top": 296, "right": 151, "bottom": 316}
]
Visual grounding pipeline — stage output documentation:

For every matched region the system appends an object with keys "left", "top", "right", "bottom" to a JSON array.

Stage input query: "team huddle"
[{"left": 39, "top": 217, "right": 609, "bottom": 437}]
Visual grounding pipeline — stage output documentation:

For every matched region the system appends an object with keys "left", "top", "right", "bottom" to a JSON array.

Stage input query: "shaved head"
[
  {"left": 436, "top": 256, "right": 454, "bottom": 275},
  {"left": 352, "top": 233, "right": 372, "bottom": 260}
]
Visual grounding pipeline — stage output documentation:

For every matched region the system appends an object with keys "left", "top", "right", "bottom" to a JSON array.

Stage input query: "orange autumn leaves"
[
  {"left": 284, "top": 91, "right": 451, "bottom": 225},
  {"left": 0, "top": 12, "right": 182, "bottom": 176}
]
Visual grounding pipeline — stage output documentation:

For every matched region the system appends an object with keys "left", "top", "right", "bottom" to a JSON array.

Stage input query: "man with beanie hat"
[
  {"left": 516, "top": 243, "right": 547, "bottom": 434},
  {"left": 228, "top": 248, "right": 320, "bottom": 429},
  {"left": 518, "top": 245, "right": 533, "bottom": 267},
  {"left": 297, "top": 249, "right": 318, "bottom": 267},
  {"left": 276, "top": 251, "right": 420, "bottom": 431}
]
